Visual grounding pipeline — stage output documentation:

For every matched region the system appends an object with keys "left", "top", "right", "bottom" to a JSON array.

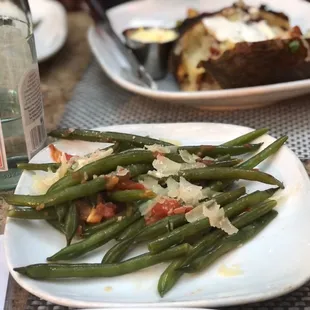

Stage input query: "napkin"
[{"left": 0, "top": 235, "right": 9, "bottom": 310}]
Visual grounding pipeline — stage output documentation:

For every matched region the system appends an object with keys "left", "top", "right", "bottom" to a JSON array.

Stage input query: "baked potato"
[{"left": 170, "top": 0, "right": 310, "bottom": 91}]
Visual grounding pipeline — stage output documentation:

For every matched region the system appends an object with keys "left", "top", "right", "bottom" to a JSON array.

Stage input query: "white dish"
[
  {"left": 4, "top": 122, "right": 310, "bottom": 308},
  {"left": 88, "top": 0, "right": 310, "bottom": 109},
  {"left": 29, "top": 0, "right": 67, "bottom": 62}
]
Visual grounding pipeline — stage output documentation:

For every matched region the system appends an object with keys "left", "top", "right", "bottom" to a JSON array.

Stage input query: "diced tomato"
[
  {"left": 145, "top": 199, "right": 194, "bottom": 224},
  {"left": 173, "top": 206, "right": 193, "bottom": 214},
  {"left": 151, "top": 199, "right": 181, "bottom": 218},
  {"left": 48, "top": 144, "right": 73, "bottom": 163},
  {"left": 114, "top": 180, "right": 145, "bottom": 190}
]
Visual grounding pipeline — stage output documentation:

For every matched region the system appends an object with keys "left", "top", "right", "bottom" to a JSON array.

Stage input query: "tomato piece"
[
  {"left": 151, "top": 199, "right": 181, "bottom": 219},
  {"left": 48, "top": 144, "right": 73, "bottom": 163},
  {"left": 173, "top": 206, "right": 193, "bottom": 214},
  {"left": 145, "top": 199, "right": 194, "bottom": 224},
  {"left": 115, "top": 180, "right": 145, "bottom": 190}
]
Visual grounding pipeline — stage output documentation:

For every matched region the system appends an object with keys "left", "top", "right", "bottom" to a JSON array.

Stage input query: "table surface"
[
  {"left": 0, "top": 61, "right": 310, "bottom": 310},
  {"left": 4, "top": 58, "right": 310, "bottom": 310}
]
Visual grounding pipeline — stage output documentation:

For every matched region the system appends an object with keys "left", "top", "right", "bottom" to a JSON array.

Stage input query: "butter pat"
[{"left": 129, "top": 28, "right": 178, "bottom": 43}]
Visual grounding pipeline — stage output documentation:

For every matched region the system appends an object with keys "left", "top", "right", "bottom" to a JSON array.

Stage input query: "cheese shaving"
[
  {"left": 145, "top": 144, "right": 178, "bottom": 153},
  {"left": 71, "top": 148, "right": 114, "bottom": 171},
  {"left": 116, "top": 166, "right": 129, "bottom": 176},
  {"left": 185, "top": 199, "right": 238, "bottom": 235},
  {"left": 32, "top": 153, "right": 71, "bottom": 194},
  {"left": 166, "top": 177, "right": 179, "bottom": 198},
  {"left": 139, "top": 176, "right": 167, "bottom": 195},
  {"left": 148, "top": 155, "right": 181, "bottom": 178},
  {"left": 178, "top": 177, "right": 203, "bottom": 205},
  {"left": 179, "top": 149, "right": 200, "bottom": 163},
  {"left": 180, "top": 162, "right": 206, "bottom": 170}
]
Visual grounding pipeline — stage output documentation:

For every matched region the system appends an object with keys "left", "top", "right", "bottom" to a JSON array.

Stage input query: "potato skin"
[
  {"left": 169, "top": 3, "right": 310, "bottom": 90},
  {"left": 200, "top": 38, "right": 310, "bottom": 89}
]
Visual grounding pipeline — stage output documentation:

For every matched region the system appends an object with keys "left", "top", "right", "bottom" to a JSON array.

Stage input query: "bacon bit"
[
  {"left": 290, "top": 26, "right": 302, "bottom": 38},
  {"left": 76, "top": 199, "right": 93, "bottom": 221},
  {"left": 210, "top": 46, "right": 220, "bottom": 56},
  {"left": 144, "top": 190, "right": 156, "bottom": 199},
  {"left": 114, "top": 180, "right": 145, "bottom": 190},
  {"left": 86, "top": 202, "right": 117, "bottom": 223},
  {"left": 77, "top": 225, "right": 83, "bottom": 237},
  {"left": 153, "top": 151, "right": 164, "bottom": 157},
  {"left": 105, "top": 176, "right": 119, "bottom": 190},
  {"left": 48, "top": 144, "right": 73, "bottom": 163},
  {"left": 36, "top": 204, "right": 45, "bottom": 211},
  {"left": 196, "top": 158, "right": 214, "bottom": 165},
  {"left": 201, "top": 145, "right": 216, "bottom": 151}
]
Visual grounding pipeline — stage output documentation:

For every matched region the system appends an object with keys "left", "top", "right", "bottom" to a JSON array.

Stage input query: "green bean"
[
  {"left": 47, "top": 220, "right": 65, "bottom": 234},
  {"left": 55, "top": 204, "right": 68, "bottom": 223},
  {"left": 117, "top": 218, "right": 146, "bottom": 241},
  {"left": 148, "top": 187, "right": 278, "bottom": 254},
  {"left": 182, "top": 210, "right": 277, "bottom": 273},
  {"left": 179, "top": 143, "right": 263, "bottom": 157},
  {"left": 157, "top": 199, "right": 277, "bottom": 296},
  {"left": 102, "top": 237, "right": 136, "bottom": 264},
  {"left": 221, "top": 128, "right": 268, "bottom": 146},
  {"left": 209, "top": 187, "right": 245, "bottom": 205},
  {"left": 49, "top": 150, "right": 155, "bottom": 192},
  {"left": 126, "top": 164, "right": 153, "bottom": 178},
  {"left": 83, "top": 216, "right": 124, "bottom": 237},
  {"left": 47, "top": 211, "right": 141, "bottom": 261},
  {"left": 48, "top": 128, "right": 174, "bottom": 147},
  {"left": 214, "top": 154, "right": 231, "bottom": 161},
  {"left": 14, "top": 243, "right": 191, "bottom": 279},
  {"left": 209, "top": 159, "right": 241, "bottom": 167},
  {"left": 210, "top": 136, "right": 288, "bottom": 191},
  {"left": 64, "top": 202, "right": 79, "bottom": 246},
  {"left": 7, "top": 207, "right": 57, "bottom": 220},
  {"left": 238, "top": 136, "right": 288, "bottom": 169},
  {"left": 3, "top": 176, "right": 110, "bottom": 208},
  {"left": 102, "top": 219, "right": 146, "bottom": 263},
  {"left": 108, "top": 190, "right": 156, "bottom": 202},
  {"left": 179, "top": 167, "right": 283, "bottom": 188},
  {"left": 17, "top": 162, "right": 60, "bottom": 172},
  {"left": 135, "top": 214, "right": 188, "bottom": 243}
]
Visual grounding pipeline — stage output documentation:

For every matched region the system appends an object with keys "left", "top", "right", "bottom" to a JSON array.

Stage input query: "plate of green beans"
[{"left": 3, "top": 122, "right": 310, "bottom": 308}]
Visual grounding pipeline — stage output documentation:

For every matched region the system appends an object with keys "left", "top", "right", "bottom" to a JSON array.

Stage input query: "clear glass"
[{"left": 0, "top": 0, "right": 46, "bottom": 190}]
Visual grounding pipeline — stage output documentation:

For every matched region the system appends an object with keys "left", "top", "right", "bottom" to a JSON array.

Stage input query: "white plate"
[
  {"left": 88, "top": 0, "right": 310, "bottom": 109},
  {"left": 4, "top": 123, "right": 310, "bottom": 308},
  {"left": 30, "top": 0, "right": 67, "bottom": 62}
]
